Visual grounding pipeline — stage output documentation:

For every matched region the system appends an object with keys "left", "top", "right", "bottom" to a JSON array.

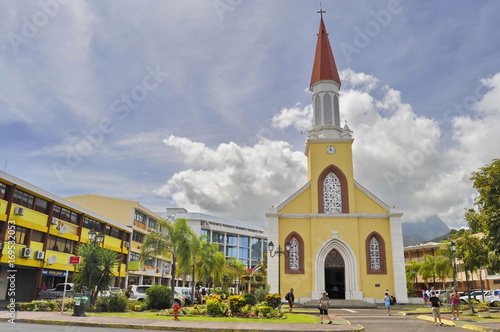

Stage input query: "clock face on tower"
[{"left": 326, "top": 145, "right": 336, "bottom": 154}]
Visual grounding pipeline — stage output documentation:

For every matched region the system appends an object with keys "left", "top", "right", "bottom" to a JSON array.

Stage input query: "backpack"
[
  {"left": 390, "top": 296, "right": 396, "bottom": 305},
  {"left": 285, "top": 292, "right": 290, "bottom": 301}
]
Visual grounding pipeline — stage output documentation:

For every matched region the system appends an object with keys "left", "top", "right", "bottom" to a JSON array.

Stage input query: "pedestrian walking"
[
  {"left": 285, "top": 288, "right": 295, "bottom": 313},
  {"left": 318, "top": 291, "right": 334, "bottom": 324},
  {"left": 429, "top": 290, "right": 443, "bottom": 326},
  {"left": 384, "top": 291, "right": 391, "bottom": 316}
]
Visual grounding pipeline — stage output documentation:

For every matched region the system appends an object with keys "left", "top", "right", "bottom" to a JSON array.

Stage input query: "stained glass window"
[
  {"left": 289, "top": 238, "right": 300, "bottom": 270},
  {"left": 370, "top": 237, "right": 381, "bottom": 270},
  {"left": 323, "top": 172, "right": 342, "bottom": 213}
]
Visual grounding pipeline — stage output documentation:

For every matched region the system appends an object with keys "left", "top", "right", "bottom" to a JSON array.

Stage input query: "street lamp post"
[
  {"left": 87, "top": 229, "right": 104, "bottom": 303},
  {"left": 268, "top": 241, "right": 290, "bottom": 295},
  {"left": 450, "top": 241, "right": 457, "bottom": 289}
]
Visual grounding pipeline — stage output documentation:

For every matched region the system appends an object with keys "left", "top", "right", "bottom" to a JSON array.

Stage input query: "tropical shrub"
[
  {"left": 206, "top": 297, "right": 228, "bottom": 316},
  {"left": 257, "top": 305, "right": 273, "bottom": 318},
  {"left": 228, "top": 295, "right": 246, "bottom": 315},
  {"left": 240, "top": 304, "right": 252, "bottom": 316},
  {"left": 254, "top": 284, "right": 270, "bottom": 303},
  {"left": 93, "top": 294, "right": 128, "bottom": 312},
  {"left": 243, "top": 293, "right": 257, "bottom": 305},
  {"left": 146, "top": 285, "right": 172, "bottom": 310},
  {"left": 263, "top": 293, "right": 282, "bottom": 308}
]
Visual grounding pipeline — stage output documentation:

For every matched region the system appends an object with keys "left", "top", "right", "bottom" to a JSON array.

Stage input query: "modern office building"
[
  {"left": 165, "top": 208, "right": 268, "bottom": 269},
  {"left": 0, "top": 171, "right": 131, "bottom": 301},
  {"left": 65, "top": 194, "right": 172, "bottom": 286}
]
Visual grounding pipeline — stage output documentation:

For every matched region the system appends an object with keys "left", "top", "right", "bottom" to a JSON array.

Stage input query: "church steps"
[{"left": 301, "top": 299, "right": 378, "bottom": 309}]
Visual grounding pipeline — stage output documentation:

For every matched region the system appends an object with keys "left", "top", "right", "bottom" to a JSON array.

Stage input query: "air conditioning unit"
[
  {"left": 21, "top": 247, "right": 32, "bottom": 258},
  {"left": 124, "top": 242, "right": 130, "bottom": 248},
  {"left": 51, "top": 217, "right": 59, "bottom": 225},
  {"left": 14, "top": 207, "right": 25, "bottom": 216},
  {"left": 35, "top": 251, "right": 45, "bottom": 260}
]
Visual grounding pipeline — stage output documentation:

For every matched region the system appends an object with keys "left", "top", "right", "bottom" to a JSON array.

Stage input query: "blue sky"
[{"left": 1, "top": 1, "right": 499, "bottom": 229}]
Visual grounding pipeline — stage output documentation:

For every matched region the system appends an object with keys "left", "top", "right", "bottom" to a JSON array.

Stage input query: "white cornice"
[{"left": 265, "top": 212, "right": 404, "bottom": 219}]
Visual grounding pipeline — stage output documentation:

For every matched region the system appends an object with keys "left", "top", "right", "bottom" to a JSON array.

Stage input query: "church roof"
[{"left": 310, "top": 16, "right": 341, "bottom": 89}]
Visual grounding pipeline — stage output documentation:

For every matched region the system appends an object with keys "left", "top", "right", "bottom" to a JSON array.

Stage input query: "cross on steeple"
[{"left": 317, "top": 2, "right": 325, "bottom": 18}]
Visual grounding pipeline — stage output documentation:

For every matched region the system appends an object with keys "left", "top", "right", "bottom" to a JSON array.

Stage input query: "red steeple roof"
[{"left": 310, "top": 17, "right": 341, "bottom": 89}]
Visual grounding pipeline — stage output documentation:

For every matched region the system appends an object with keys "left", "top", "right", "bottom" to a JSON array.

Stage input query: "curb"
[
  {"left": 0, "top": 317, "right": 364, "bottom": 332},
  {"left": 416, "top": 314, "right": 500, "bottom": 332}
]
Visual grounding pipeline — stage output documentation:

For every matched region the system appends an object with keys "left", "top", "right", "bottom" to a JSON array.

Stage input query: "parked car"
[
  {"left": 174, "top": 287, "right": 193, "bottom": 304},
  {"left": 126, "top": 285, "right": 186, "bottom": 305},
  {"left": 488, "top": 290, "right": 500, "bottom": 306},
  {"left": 39, "top": 283, "right": 75, "bottom": 300},
  {"left": 477, "top": 290, "right": 500, "bottom": 305},
  {"left": 97, "top": 286, "right": 123, "bottom": 297},
  {"left": 460, "top": 290, "right": 485, "bottom": 304}
]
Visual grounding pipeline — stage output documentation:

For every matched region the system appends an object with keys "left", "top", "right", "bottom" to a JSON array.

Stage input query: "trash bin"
[{"left": 73, "top": 296, "right": 89, "bottom": 316}]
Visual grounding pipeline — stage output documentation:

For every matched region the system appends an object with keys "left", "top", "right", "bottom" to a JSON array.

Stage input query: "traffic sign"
[{"left": 69, "top": 256, "right": 81, "bottom": 264}]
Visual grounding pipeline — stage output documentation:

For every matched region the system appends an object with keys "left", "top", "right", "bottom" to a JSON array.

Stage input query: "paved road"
[
  {"left": 332, "top": 309, "right": 462, "bottom": 332},
  {"left": 2, "top": 322, "right": 166, "bottom": 332}
]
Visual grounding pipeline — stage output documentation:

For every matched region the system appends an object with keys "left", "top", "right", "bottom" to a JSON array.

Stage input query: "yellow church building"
[{"left": 266, "top": 14, "right": 408, "bottom": 305}]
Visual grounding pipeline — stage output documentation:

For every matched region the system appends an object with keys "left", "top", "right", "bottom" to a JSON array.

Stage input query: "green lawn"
[
  {"left": 396, "top": 305, "right": 500, "bottom": 322},
  {"left": 88, "top": 311, "right": 340, "bottom": 324}
]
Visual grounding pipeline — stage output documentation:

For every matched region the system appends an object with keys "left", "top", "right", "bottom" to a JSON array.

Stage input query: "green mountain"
[{"left": 402, "top": 216, "right": 450, "bottom": 246}]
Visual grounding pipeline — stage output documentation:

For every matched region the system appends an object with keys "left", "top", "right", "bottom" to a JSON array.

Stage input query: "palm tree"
[
  {"left": 72, "top": 243, "right": 119, "bottom": 305},
  {"left": 224, "top": 257, "right": 248, "bottom": 293},
  {"left": 419, "top": 254, "right": 439, "bottom": 288},
  {"left": 195, "top": 241, "right": 226, "bottom": 287},
  {"left": 406, "top": 259, "right": 421, "bottom": 292},
  {"left": 140, "top": 218, "right": 192, "bottom": 303},
  {"left": 176, "top": 233, "right": 208, "bottom": 301}
]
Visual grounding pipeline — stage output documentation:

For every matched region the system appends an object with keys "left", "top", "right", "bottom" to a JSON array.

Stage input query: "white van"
[{"left": 174, "top": 287, "right": 193, "bottom": 304}]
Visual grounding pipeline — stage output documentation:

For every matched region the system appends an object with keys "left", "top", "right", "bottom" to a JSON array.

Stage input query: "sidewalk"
[
  {"left": 0, "top": 310, "right": 364, "bottom": 332},
  {"left": 416, "top": 312, "right": 500, "bottom": 332}
]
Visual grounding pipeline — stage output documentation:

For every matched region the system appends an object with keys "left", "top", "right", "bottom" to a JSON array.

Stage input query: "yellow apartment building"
[
  {"left": 65, "top": 194, "right": 173, "bottom": 287},
  {"left": 0, "top": 171, "right": 131, "bottom": 301}
]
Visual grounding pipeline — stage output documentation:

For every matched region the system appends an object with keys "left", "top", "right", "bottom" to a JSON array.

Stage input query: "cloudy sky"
[{"left": 1, "top": 1, "right": 499, "bottom": 230}]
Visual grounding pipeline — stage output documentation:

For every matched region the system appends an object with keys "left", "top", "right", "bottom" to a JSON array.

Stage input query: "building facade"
[
  {"left": 65, "top": 194, "right": 173, "bottom": 286},
  {"left": 0, "top": 171, "right": 131, "bottom": 301},
  {"left": 165, "top": 208, "right": 268, "bottom": 269},
  {"left": 405, "top": 240, "right": 500, "bottom": 292},
  {"left": 266, "top": 15, "right": 408, "bottom": 304}
]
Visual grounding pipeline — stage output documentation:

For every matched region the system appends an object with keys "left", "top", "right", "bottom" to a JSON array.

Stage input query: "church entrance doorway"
[{"left": 324, "top": 249, "right": 345, "bottom": 299}]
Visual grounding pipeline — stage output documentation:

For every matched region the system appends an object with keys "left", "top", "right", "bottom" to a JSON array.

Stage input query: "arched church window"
[
  {"left": 289, "top": 238, "right": 300, "bottom": 270},
  {"left": 334, "top": 95, "right": 340, "bottom": 126},
  {"left": 365, "top": 232, "right": 387, "bottom": 274},
  {"left": 314, "top": 95, "right": 322, "bottom": 127},
  {"left": 318, "top": 165, "right": 349, "bottom": 213},
  {"left": 369, "top": 237, "right": 380, "bottom": 270},
  {"left": 323, "top": 93, "right": 333, "bottom": 126},
  {"left": 323, "top": 172, "right": 342, "bottom": 213},
  {"left": 285, "top": 232, "right": 304, "bottom": 274}
]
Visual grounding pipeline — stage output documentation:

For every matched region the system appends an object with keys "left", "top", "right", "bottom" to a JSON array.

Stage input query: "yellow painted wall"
[
  {"left": 354, "top": 187, "right": 389, "bottom": 214},
  {"left": 0, "top": 199, "right": 8, "bottom": 221},
  {"left": 306, "top": 142, "right": 356, "bottom": 213},
  {"left": 277, "top": 216, "right": 393, "bottom": 299},
  {"left": 276, "top": 139, "right": 396, "bottom": 300},
  {"left": 65, "top": 195, "right": 134, "bottom": 226},
  {"left": 279, "top": 185, "right": 311, "bottom": 214}
]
